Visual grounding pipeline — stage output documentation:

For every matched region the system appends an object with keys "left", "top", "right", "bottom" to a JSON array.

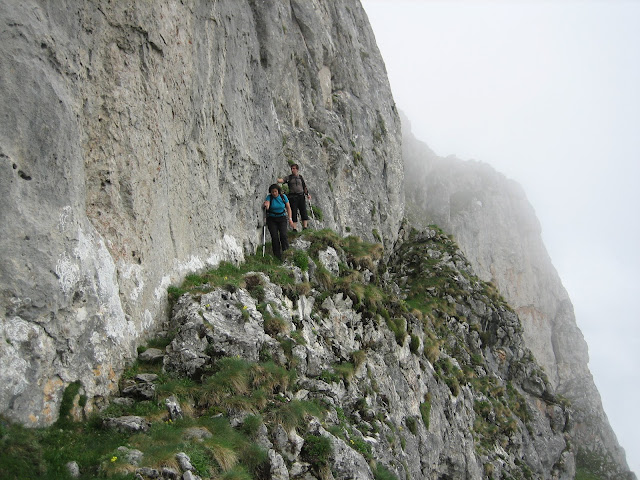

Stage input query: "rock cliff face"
[
  {"left": 402, "top": 117, "right": 632, "bottom": 476},
  {"left": 110, "top": 229, "right": 576, "bottom": 479},
  {"left": 0, "top": 0, "right": 633, "bottom": 477},
  {"left": 0, "top": 0, "right": 402, "bottom": 426}
]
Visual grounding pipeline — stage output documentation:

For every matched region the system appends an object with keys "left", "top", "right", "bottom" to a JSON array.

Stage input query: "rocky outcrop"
[
  {"left": 401, "top": 116, "right": 632, "bottom": 477},
  {"left": 124, "top": 229, "right": 574, "bottom": 479},
  {"left": 0, "top": 0, "right": 402, "bottom": 426}
]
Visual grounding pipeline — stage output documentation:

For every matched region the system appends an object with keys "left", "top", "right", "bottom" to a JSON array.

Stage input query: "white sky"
[{"left": 361, "top": 0, "right": 639, "bottom": 473}]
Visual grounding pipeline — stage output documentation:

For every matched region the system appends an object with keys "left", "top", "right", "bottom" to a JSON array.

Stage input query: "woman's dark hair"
[{"left": 268, "top": 183, "right": 281, "bottom": 194}]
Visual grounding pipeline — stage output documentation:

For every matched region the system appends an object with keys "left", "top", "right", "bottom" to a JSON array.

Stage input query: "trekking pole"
[
  {"left": 262, "top": 207, "right": 267, "bottom": 257},
  {"left": 307, "top": 195, "right": 316, "bottom": 223}
]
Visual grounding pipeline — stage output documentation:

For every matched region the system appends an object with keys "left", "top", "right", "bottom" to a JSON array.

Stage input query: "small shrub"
[
  {"left": 218, "top": 465, "right": 253, "bottom": 480},
  {"left": 471, "top": 353, "right": 483, "bottom": 365},
  {"left": 319, "top": 370, "right": 341, "bottom": 384},
  {"left": 409, "top": 334, "right": 420, "bottom": 354},
  {"left": 315, "top": 266, "right": 334, "bottom": 291},
  {"left": 420, "top": 394, "right": 431, "bottom": 430},
  {"left": 373, "top": 463, "right": 399, "bottom": 480},
  {"left": 333, "top": 362, "right": 356, "bottom": 382},
  {"left": 301, "top": 434, "right": 332, "bottom": 467},
  {"left": 240, "top": 415, "right": 263, "bottom": 437},
  {"left": 445, "top": 376, "right": 460, "bottom": 396},
  {"left": 291, "top": 250, "right": 310, "bottom": 271},
  {"left": 386, "top": 317, "right": 407, "bottom": 345},
  {"left": 406, "top": 416, "right": 418, "bottom": 435},
  {"left": 167, "top": 285, "right": 187, "bottom": 305},
  {"left": 263, "top": 312, "right": 288, "bottom": 337},
  {"left": 294, "top": 281, "right": 312, "bottom": 296},
  {"left": 146, "top": 335, "right": 173, "bottom": 350},
  {"left": 352, "top": 350, "right": 367, "bottom": 369},
  {"left": 291, "top": 330, "right": 306, "bottom": 346},
  {"left": 349, "top": 436, "right": 372, "bottom": 459},
  {"left": 484, "top": 462, "right": 495, "bottom": 478},
  {"left": 267, "top": 400, "right": 325, "bottom": 431},
  {"left": 247, "top": 284, "right": 265, "bottom": 303},
  {"left": 310, "top": 205, "right": 324, "bottom": 221}
]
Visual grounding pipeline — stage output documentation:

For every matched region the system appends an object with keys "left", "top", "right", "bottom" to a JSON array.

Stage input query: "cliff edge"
[{"left": 402, "top": 115, "right": 632, "bottom": 477}]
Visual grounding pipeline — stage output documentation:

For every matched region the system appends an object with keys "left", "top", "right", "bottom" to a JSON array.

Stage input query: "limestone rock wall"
[
  {"left": 401, "top": 117, "right": 631, "bottom": 475},
  {"left": 155, "top": 230, "right": 574, "bottom": 479},
  {"left": 0, "top": 0, "right": 402, "bottom": 426}
]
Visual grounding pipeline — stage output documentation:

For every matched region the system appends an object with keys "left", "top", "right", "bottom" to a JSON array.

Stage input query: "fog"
[{"left": 361, "top": 0, "right": 640, "bottom": 473}]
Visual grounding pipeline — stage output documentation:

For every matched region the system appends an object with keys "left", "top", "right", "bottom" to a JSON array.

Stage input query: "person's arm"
[
  {"left": 263, "top": 196, "right": 271, "bottom": 210},
  {"left": 277, "top": 175, "right": 286, "bottom": 184},
  {"left": 286, "top": 201, "right": 295, "bottom": 227},
  {"left": 301, "top": 176, "right": 310, "bottom": 199}
]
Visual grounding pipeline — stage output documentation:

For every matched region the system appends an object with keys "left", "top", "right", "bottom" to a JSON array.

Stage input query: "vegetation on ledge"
[{"left": 0, "top": 227, "right": 585, "bottom": 480}]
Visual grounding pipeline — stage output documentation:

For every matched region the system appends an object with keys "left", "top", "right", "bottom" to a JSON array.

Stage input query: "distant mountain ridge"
[{"left": 401, "top": 113, "right": 633, "bottom": 477}]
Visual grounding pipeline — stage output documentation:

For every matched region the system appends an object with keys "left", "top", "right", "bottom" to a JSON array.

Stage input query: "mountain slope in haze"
[{"left": 401, "top": 114, "right": 633, "bottom": 477}]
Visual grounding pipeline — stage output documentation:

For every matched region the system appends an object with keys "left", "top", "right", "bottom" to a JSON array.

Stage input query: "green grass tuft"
[{"left": 301, "top": 434, "right": 332, "bottom": 467}]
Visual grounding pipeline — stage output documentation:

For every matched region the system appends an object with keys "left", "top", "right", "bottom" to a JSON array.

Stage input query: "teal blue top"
[{"left": 265, "top": 193, "right": 289, "bottom": 217}]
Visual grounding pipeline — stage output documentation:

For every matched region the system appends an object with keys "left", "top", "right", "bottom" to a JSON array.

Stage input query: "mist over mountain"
[
  {"left": 401, "top": 113, "right": 633, "bottom": 477},
  {"left": 0, "top": 0, "right": 633, "bottom": 478}
]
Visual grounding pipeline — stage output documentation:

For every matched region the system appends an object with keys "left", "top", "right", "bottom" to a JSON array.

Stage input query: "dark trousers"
[
  {"left": 289, "top": 194, "right": 308, "bottom": 223},
  {"left": 267, "top": 215, "right": 289, "bottom": 259}
]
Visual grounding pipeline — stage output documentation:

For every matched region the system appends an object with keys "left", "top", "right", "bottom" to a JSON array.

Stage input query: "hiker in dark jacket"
[
  {"left": 278, "top": 163, "right": 311, "bottom": 231},
  {"left": 263, "top": 184, "right": 294, "bottom": 259}
]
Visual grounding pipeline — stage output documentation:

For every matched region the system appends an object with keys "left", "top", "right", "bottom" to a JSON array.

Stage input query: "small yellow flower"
[
  {"left": 243, "top": 305, "right": 248, "bottom": 310},
  {"left": 110, "top": 456, "right": 118, "bottom": 463}
]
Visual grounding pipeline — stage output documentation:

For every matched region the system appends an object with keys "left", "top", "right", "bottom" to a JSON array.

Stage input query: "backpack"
[{"left": 267, "top": 194, "right": 288, "bottom": 216}]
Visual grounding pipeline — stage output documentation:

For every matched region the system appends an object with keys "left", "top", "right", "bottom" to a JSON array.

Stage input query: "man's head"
[{"left": 290, "top": 164, "right": 299, "bottom": 173}]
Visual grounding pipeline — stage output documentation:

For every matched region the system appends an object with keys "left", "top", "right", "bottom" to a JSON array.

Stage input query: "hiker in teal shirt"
[{"left": 263, "top": 184, "right": 294, "bottom": 259}]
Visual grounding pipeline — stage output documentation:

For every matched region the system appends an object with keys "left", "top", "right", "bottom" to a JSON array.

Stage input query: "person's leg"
[
  {"left": 299, "top": 197, "right": 309, "bottom": 229},
  {"left": 267, "top": 218, "right": 282, "bottom": 259},
  {"left": 289, "top": 195, "right": 300, "bottom": 231},
  {"left": 277, "top": 216, "right": 289, "bottom": 253}
]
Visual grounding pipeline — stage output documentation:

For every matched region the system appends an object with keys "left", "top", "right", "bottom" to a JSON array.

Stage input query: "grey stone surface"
[
  {"left": 117, "top": 446, "right": 144, "bottom": 466},
  {"left": 269, "top": 449, "right": 290, "bottom": 480},
  {"left": 121, "top": 381, "right": 156, "bottom": 400},
  {"left": 318, "top": 247, "right": 341, "bottom": 276},
  {"left": 103, "top": 415, "right": 151, "bottom": 433},
  {"left": 183, "top": 427, "right": 212, "bottom": 442},
  {"left": 165, "top": 394, "right": 183, "bottom": 421},
  {"left": 66, "top": 461, "right": 80, "bottom": 478},
  {"left": 138, "top": 349, "right": 165, "bottom": 363},
  {"left": 175, "top": 452, "right": 194, "bottom": 472},
  {"left": 0, "top": 0, "right": 401, "bottom": 426}
]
